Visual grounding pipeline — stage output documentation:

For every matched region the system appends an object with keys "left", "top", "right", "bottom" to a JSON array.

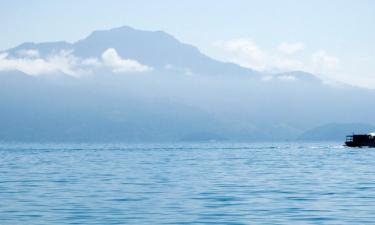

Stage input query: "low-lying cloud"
[
  {"left": 0, "top": 48, "right": 152, "bottom": 76},
  {"left": 101, "top": 48, "right": 152, "bottom": 73},
  {"left": 0, "top": 52, "right": 62, "bottom": 75},
  {"left": 214, "top": 38, "right": 305, "bottom": 71},
  {"left": 312, "top": 50, "right": 339, "bottom": 70},
  {"left": 214, "top": 38, "right": 268, "bottom": 70},
  {"left": 213, "top": 38, "right": 340, "bottom": 78},
  {"left": 17, "top": 49, "right": 40, "bottom": 58}
]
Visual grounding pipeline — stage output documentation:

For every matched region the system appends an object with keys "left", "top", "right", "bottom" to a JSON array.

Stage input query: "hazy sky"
[{"left": 0, "top": 0, "right": 374, "bottom": 87}]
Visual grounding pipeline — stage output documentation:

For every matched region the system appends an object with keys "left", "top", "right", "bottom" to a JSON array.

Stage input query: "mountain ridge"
[
  {"left": 3, "top": 26, "right": 262, "bottom": 78},
  {"left": 0, "top": 26, "right": 374, "bottom": 142},
  {"left": 298, "top": 123, "right": 375, "bottom": 141}
]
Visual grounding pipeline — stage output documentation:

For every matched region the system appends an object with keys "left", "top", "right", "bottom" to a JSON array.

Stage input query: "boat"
[{"left": 345, "top": 133, "right": 375, "bottom": 147}]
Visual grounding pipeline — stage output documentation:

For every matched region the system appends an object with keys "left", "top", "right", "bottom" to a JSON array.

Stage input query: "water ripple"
[{"left": 0, "top": 142, "right": 375, "bottom": 224}]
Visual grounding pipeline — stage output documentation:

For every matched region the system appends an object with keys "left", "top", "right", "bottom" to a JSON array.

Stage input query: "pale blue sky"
[{"left": 0, "top": 0, "right": 374, "bottom": 87}]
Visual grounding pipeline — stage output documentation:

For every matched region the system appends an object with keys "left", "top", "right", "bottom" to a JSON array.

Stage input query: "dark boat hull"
[
  {"left": 345, "top": 141, "right": 375, "bottom": 148},
  {"left": 345, "top": 134, "right": 375, "bottom": 148}
]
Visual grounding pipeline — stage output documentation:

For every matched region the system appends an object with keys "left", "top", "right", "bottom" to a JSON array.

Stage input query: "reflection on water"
[{"left": 0, "top": 142, "right": 374, "bottom": 224}]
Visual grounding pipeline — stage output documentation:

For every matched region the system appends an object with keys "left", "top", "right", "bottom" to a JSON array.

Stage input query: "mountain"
[
  {"left": 0, "top": 26, "right": 375, "bottom": 142},
  {"left": 273, "top": 71, "right": 322, "bottom": 83},
  {"left": 298, "top": 123, "right": 375, "bottom": 141},
  {"left": 4, "top": 26, "right": 260, "bottom": 77}
]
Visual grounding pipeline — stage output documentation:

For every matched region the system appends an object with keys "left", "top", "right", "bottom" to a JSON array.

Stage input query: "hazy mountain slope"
[
  {"left": 0, "top": 73, "right": 225, "bottom": 142},
  {"left": 4, "top": 26, "right": 260, "bottom": 77},
  {"left": 1, "top": 26, "right": 375, "bottom": 142},
  {"left": 5, "top": 41, "right": 73, "bottom": 58},
  {"left": 298, "top": 123, "right": 375, "bottom": 141}
]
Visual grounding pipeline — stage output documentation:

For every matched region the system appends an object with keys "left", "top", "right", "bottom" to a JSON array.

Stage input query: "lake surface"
[{"left": 0, "top": 142, "right": 375, "bottom": 224}]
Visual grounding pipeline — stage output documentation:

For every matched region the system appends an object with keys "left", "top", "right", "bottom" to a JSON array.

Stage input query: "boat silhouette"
[{"left": 345, "top": 133, "right": 375, "bottom": 147}]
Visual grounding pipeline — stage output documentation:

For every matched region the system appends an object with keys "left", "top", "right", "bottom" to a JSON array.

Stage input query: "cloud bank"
[
  {"left": 0, "top": 52, "right": 63, "bottom": 75},
  {"left": 17, "top": 49, "right": 40, "bottom": 58},
  {"left": 213, "top": 38, "right": 341, "bottom": 80},
  {"left": 214, "top": 39, "right": 305, "bottom": 71},
  {"left": 0, "top": 48, "right": 152, "bottom": 76}
]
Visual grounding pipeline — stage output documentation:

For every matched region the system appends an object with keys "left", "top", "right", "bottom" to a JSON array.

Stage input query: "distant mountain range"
[
  {"left": 4, "top": 26, "right": 260, "bottom": 78},
  {"left": 298, "top": 123, "right": 375, "bottom": 141},
  {"left": 1, "top": 26, "right": 374, "bottom": 142}
]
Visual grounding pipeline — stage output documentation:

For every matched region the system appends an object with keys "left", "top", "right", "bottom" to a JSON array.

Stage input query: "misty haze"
[
  {"left": 1, "top": 26, "right": 374, "bottom": 142},
  {"left": 1, "top": 1, "right": 375, "bottom": 224}
]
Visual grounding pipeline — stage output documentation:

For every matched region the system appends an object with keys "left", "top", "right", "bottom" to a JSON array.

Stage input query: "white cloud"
[
  {"left": 214, "top": 38, "right": 268, "bottom": 70},
  {"left": 214, "top": 39, "right": 305, "bottom": 71},
  {"left": 164, "top": 64, "right": 193, "bottom": 76},
  {"left": 312, "top": 50, "right": 339, "bottom": 70},
  {"left": 0, "top": 50, "right": 90, "bottom": 77},
  {"left": 101, "top": 48, "right": 152, "bottom": 73},
  {"left": 0, "top": 52, "right": 57, "bottom": 75},
  {"left": 82, "top": 57, "right": 101, "bottom": 67},
  {"left": 17, "top": 49, "right": 40, "bottom": 58},
  {"left": 0, "top": 48, "right": 153, "bottom": 76},
  {"left": 261, "top": 75, "right": 297, "bottom": 82},
  {"left": 278, "top": 75, "right": 296, "bottom": 81},
  {"left": 213, "top": 39, "right": 345, "bottom": 84},
  {"left": 46, "top": 50, "right": 85, "bottom": 76},
  {"left": 211, "top": 38, "right": 362, "bottom": 87},
  {"left": 278, "top": 42, "right": 305, "bottom": 55}
]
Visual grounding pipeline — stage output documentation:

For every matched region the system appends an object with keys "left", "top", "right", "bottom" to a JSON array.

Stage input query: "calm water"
[{"left": 0, "top": 142, "right": 375, "bottom": 224}]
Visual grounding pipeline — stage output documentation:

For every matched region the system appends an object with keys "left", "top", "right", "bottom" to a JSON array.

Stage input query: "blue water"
[{"left": 0, "top": 142, "right": 375, "bottom": 224}]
